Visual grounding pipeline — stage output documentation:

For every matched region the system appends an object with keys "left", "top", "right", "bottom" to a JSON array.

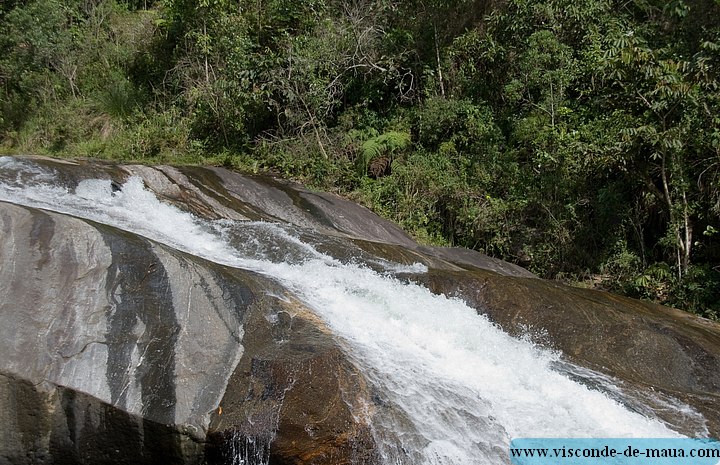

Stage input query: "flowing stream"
[{"left": 0, "top": 156, "right": 697, "bottom": 464}]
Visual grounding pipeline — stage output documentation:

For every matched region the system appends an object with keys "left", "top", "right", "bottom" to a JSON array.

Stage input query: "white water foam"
[{"left": 0, "top": 157, "right": 692, "bottom": 464}]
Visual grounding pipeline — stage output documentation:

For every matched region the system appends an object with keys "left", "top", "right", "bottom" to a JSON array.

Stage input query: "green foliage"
[
  {"left": 359, "top": 149, "right": 470, "bottom": 243},
  {"left": 1, "top": 0, "right": 718, "bottom": 317},
  {"left": 353, "top": 129, "right": 411, "bottom": 176},
  {"left": 413, "top": 97, "right": 501, "bottom": 153},
  {"left": 0, "top": 0, "right": 72, "bottom": 129},
  {"left": 98, "top": 75, "right": 140, "bottom": 119},
  {"left": 669, "top": 265, "right": 720, "bottom": 320}
]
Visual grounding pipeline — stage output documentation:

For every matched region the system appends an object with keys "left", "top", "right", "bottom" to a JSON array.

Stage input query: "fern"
[{"left": 356, "top": 130, "right": 411, "bottom": 176}]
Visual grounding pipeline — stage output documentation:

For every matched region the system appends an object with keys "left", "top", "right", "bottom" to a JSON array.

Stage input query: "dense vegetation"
[{"left": 1, "top": 0, "right": 719, "bottom": 318}]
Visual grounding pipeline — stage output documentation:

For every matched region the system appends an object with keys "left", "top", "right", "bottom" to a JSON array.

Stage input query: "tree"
[{"left": 591, "top": 12, "right": 719, "bottom": 278}]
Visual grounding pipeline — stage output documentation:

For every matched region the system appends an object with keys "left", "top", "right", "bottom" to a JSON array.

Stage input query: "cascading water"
[{"left": 0, "top": 156, "right": 699, "bottom": 464}]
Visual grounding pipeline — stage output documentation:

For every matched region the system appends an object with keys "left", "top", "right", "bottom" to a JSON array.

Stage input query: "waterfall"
[{"left": 0, "top": 156, "right": 693, "bottom": 464}]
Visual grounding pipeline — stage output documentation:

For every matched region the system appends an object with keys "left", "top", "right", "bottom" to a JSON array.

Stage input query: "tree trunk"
[
  {"left": 661, "top": 152, "right": 693, "bottom": 278},
  {"left": 434, "top": 24, "right": 445, "bottom": 98}
]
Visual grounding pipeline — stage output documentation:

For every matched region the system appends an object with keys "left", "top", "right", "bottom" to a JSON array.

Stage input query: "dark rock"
[
  {"left": 0, "top": 372, "right": 204, "bottom": 465},
  {"left": 205, "top": 295, "right": 379, "bottom": 465}
]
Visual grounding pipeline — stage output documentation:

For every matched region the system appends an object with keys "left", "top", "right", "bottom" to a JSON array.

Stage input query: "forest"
[{"left": 1, "top": 0, "right": 719, "bottom": 318}]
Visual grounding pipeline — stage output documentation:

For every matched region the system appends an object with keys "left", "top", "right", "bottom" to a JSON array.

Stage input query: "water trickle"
[{"left": 228, "top": 432, "right": 272, "bottom": 465}]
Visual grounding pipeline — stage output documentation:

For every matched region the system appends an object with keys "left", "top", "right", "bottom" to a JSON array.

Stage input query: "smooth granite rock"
[{"left": 0, "top": 201, "right": 377, "bottom": 465}]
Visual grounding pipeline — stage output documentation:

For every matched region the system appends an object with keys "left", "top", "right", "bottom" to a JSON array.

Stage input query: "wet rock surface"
[{"left": 1, "top": 156, "right": 719, "bottom": 464}]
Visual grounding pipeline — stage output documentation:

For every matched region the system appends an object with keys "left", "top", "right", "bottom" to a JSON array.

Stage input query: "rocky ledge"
[
  {"left": 0, "top": 201, "right": 376, "bottom": 464},
  {"left": 0, "top": 156, "right": 719, "bottom": 464}
]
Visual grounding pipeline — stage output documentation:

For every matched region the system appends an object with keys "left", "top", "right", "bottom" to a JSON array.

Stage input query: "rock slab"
[{"left": 0, "top": 201, "right": 376, "bottom": 464}]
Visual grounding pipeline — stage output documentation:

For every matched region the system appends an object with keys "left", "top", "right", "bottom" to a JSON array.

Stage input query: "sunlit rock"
[{"left": 0, "top": 201, "right": 377, "bottom": 464}]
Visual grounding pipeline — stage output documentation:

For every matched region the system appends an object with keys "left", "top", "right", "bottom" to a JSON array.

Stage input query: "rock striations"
[{"left": 0, "top": 201, "right": 376, "bottom": 465}]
